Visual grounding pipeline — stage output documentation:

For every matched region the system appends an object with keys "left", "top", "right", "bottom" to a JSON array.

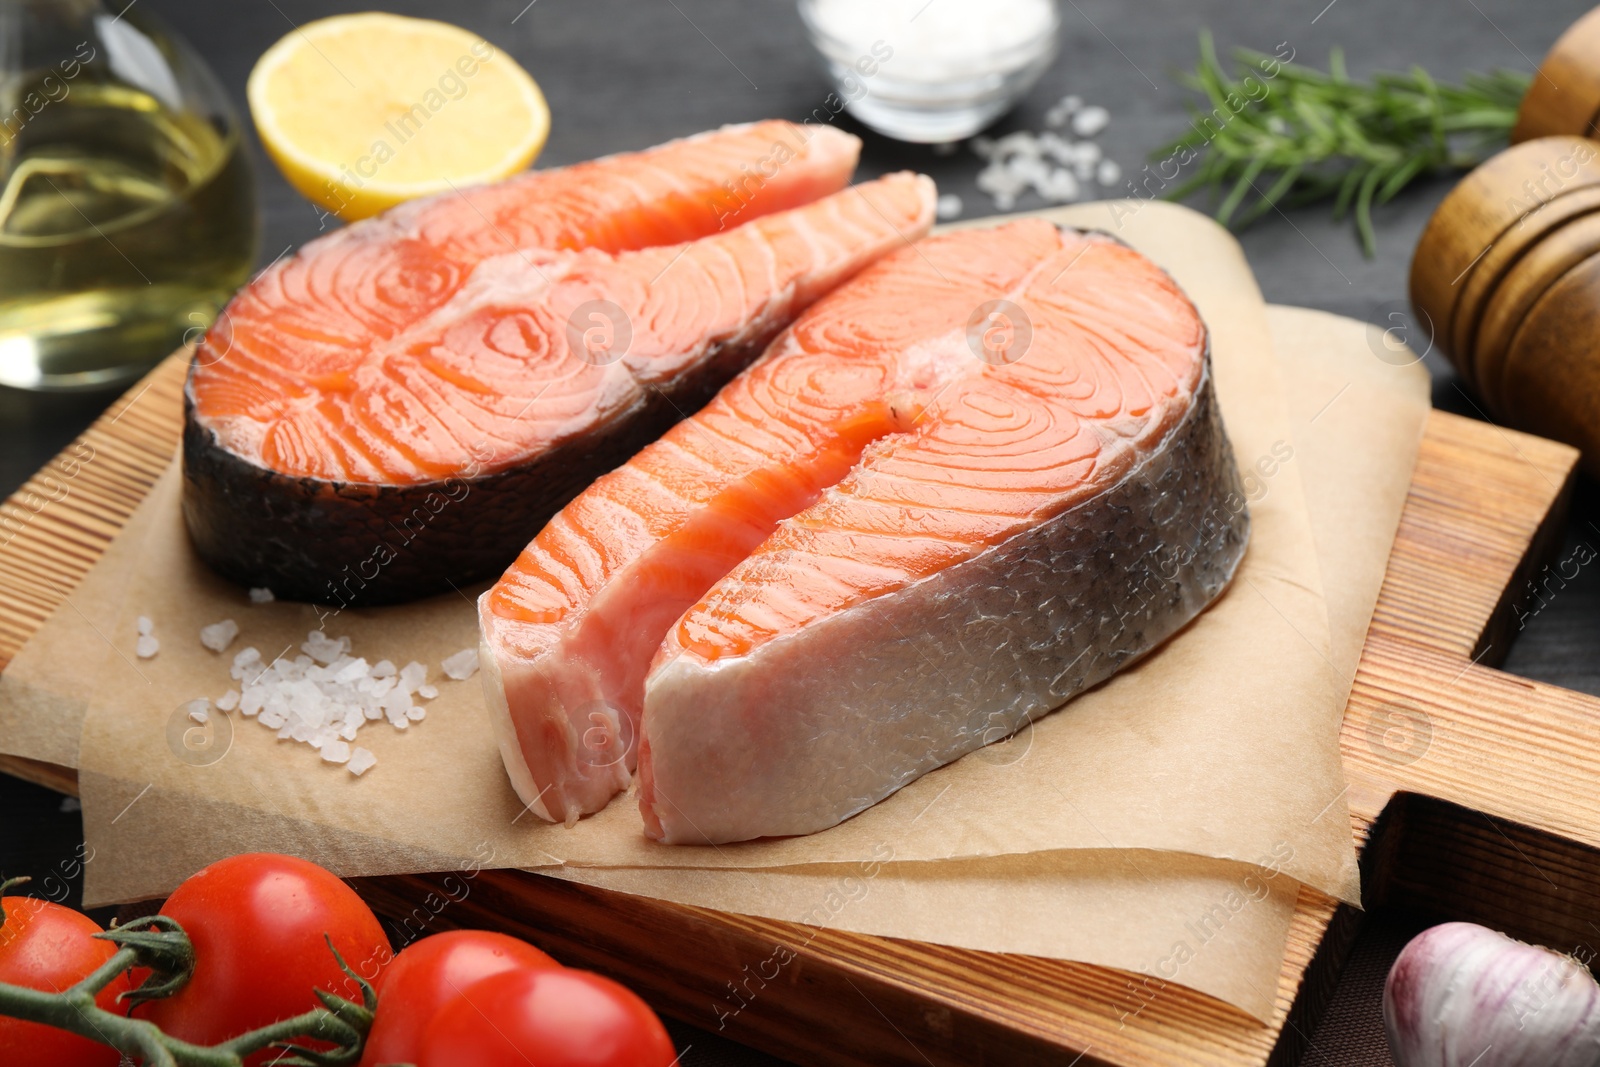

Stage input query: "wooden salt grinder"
[
  {"left": 1512, "top": 5, "right": 1600, "bottom": 143},
  {"left": 1411, "top": 136, "right": 1600, "bottom": 478}
]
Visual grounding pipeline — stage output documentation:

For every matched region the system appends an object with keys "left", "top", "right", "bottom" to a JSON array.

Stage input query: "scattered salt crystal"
[
  {"left": 248, "top": 587, "right": 275, "bottom": 604},
  {"left": 1038, "top": 168, "right": 1080, "bottom": 202},
  {"left": 240, "top": 687, "right": 265, "bottom": 716},
  {"left": 1071, "top": 105, "right": 1109, "bottom": 137},
  {"left": 231, "top": 646, "right": 263, "bottom": 679},
  {"left": 216, "top": 689, "right": 240, "bottom": 712},
  {"left": 417, "top": 684, "right": 438, "bottom": 700},
  {"left": 199, "top": 619, "right": 240, "bottom": 652},
  {"left": 399, "top": 661, "right": 428, "bottom": 693},
  {"left": 187, "top": 701, "right": 210, "bottom": 724},
  {"left": 441, "top": 648, "right": 479, "bottom": 681},
  {"left": 321, "top": 739, "right": 351, "bottom": 764},
  {"left": 406, "top": 705, "right": 426, "bottom": 722},
  {"left": 259, "top": 708, "right": 287, "bottom": 729},
  {"left": 370, "top": 659, "right": 396, "bottom": 679},
  {"left": 333, "top": 658, "right": 370, "bottom": 685},
  {"left": 136, "top": 634, "right": 160, "bottom": 659},
  {"left": 302, "top": 630, "right": 348, "bottom": 665},
  {"left": 136, "top": 616, "right": 153, "bottom": 635},
  {"left": 1097, "top": 159, "right": 1122, "bottom": 187},
  {"left": 348, "top": 747, "right": 377, "bottom": 776},
  {"left": 965, "top": 100, "right": 1119, "bottom": 212}
]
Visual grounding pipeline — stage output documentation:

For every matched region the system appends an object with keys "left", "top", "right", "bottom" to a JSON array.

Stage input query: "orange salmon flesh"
[{"left": 479, "top": 220, "right": 1250, "bottom": 841}]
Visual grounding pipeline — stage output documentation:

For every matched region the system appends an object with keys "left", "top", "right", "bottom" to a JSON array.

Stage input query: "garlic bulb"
[{"left": 1384, "top": 922, "right": 1600, "bottom": 1066}]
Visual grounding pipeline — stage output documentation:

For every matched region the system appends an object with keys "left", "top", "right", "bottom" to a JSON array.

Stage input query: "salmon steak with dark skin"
[
  {"left": 479, "top": 219, "right": 1250, "bottom": 841},
  {"left": 182, "top": 122, "right": 935, "bottom": 605}
]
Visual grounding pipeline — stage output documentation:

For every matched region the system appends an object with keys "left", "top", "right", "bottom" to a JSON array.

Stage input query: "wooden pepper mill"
[{"left": 1412, "top": 7, "right": 1600, "bottom": 478}]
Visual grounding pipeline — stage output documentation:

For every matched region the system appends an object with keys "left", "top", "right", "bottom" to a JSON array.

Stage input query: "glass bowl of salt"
[{"left": 797, "top": 0, "right": 1059, "bottom": 143}]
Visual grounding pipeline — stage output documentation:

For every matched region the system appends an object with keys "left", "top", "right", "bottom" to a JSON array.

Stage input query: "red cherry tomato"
[
  {"left": 0, "top": 895, "right": 132, "bottom": 1067},
  {"left": 417, "top": 967, "right": 676, "bottom": 1067},
  {"left": 139, "top": 853, "right": 390, "bottom": 1066},
  {"left": 360, "top": 930, "right": 561, "bottom": 1067}
]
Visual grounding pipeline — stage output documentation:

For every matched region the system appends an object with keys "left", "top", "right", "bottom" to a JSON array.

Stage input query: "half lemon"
[{"left": 248, "top": 13, "right": 550, "bottom": 221}]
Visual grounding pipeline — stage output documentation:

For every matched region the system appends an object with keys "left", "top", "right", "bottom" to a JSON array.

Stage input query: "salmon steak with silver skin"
[
  {"left": 183, "top": 121, "right": 935, "bottom": 605},
  {"left": 479, "top": 219, "right": 1250, "bottom": 840}
]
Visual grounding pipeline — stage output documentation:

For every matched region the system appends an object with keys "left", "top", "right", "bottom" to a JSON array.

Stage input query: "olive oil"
[{"left": 0, "top": 83, "right": 257, "bottom": 390}]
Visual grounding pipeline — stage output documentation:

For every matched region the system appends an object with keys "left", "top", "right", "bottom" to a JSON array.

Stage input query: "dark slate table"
[{"left": 3, "top": 2, "right": 1595, "bottom": 1064}]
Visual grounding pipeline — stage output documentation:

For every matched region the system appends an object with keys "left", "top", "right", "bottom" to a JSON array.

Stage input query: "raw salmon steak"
[
  {"left": 183, "top": 122, "right": 935, "bottom": 604},
  {"left": 480, "top": 219, "right": 1249, "bottom": 838}
]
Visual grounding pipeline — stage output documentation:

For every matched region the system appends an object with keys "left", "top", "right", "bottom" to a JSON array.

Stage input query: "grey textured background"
[{"left": 2, "top": 1, "right": 1596, "bottom": 1063}]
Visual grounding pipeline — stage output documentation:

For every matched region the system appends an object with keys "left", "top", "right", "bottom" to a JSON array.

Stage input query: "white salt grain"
[
  {"left": 1097, "top": 159, "right": 1123, "bottom": 186},
  {"left": 136, "top": 616, "right": 153, "bottom": 635},
  {"left": 370, "top": 659, "right": 396, "bottom": 679},
  {"left": 248, "top": 587, "right": 275, "bottom": 604},
  {"left": 333, "top": 658, "right": 370, "bottom": 685},
  {"left": 187, "top": 701, "right": 210, "bottom": 724},
  {"left": 302, "top": 630, "right": 348, "bottom": 665},
  {"left": 399, "top": 661, "right": 428, "bottom": 693},
  {"left": 348, "top": 747, "right": 377, "bottom": 776},
  {"left": 441, "top": 648, "right": 479, "bottom": 680},
  {"left": 320, "top": 739, "right": 351, "bottom": 764},
  {"left": 1071, "top": 105, "right": 1110, "bottom": 137},
  {"left": 417, "top": 684, "right": 439, "bottom": 700},
  {"left": 216, "top": 689, "right": 240, "bottom": 712},
  {"left": 199, "top": 619, "right": 240, "bottom": 652},
  {"left": 935, "top": 193, "right": 963, "bottom": 220},
  {"left": 136, "top": 634, "right": 160, "bottom": 659}
]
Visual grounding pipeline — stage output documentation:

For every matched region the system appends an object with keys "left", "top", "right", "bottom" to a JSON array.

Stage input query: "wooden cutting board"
[{"left": 0, "top": 350, "right": 1588, "bottom": 1066}]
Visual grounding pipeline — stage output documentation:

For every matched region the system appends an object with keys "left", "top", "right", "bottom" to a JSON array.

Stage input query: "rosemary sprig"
[{"left": 1157, "top": 32, "right": 1529, "bottom": 254}]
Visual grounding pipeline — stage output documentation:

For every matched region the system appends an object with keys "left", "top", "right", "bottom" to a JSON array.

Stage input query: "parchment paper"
[
  {"left": 558, "top": 850, "right": 1304, "bottom": 1025},
  {"left": 0, "top": 485, "right": 161, "bottom": 769}
]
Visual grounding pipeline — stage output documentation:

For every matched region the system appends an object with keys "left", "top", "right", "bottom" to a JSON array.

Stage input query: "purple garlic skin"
[{"left": 1384, "top": 921, "right": 1600, "bottom": 1067}]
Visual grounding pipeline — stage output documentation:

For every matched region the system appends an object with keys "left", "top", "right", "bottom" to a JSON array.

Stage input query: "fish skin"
[
  {"left": 183, "top": 122, "right": 933, "bottom": 605},
  {"left": 480, "top": 220, "right": 1249, "bottom": 837},
  {"left": 639, "top": 366, "right": 1247, "bottom": 843}
]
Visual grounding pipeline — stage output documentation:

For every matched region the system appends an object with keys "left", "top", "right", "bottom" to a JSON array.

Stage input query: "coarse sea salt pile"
[
  {"left": 183, "top": 620, "right": 478, "bottom": 777},
  {"left": 968, "top": 94, "right": 1123, "bottom": 214}
]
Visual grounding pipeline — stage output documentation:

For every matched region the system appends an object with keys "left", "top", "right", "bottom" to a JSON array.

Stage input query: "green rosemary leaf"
[
  {"left": 1235, "top": 162, "right": 1304, "bottom": 226},
  {"left": 1354, "top": 164, "right": 1386, "bottom": 255},
  {"left": 1157, "top": 34, "right": 1530, "bottom": 255},
  {"left": 1217, "top": 155, "right": 1269, "bottom": 226}
]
